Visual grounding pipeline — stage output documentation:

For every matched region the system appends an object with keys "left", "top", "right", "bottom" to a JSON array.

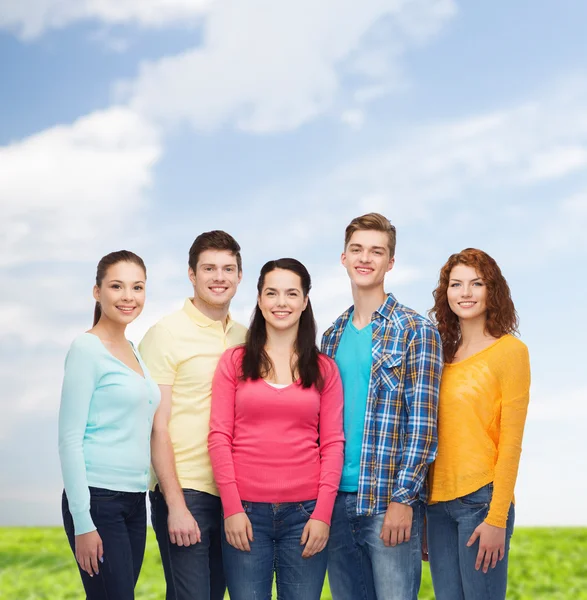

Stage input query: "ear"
[
  {"left": 237, "top": 269, "right": 243, "bottom": 284},
  {"left": 387, "top": 256, "right": 395, "bottom": 273},
  {"left": 302, "top": 296, "right": 309, "bottom": 311},
  {"left": 341, "top": 252, "right": 347, "bottom": 268},
  {"left": 93, "top": 284, "right": 100, "bottom": 303},
  {"left": 188, "top": 267, "right": 196, "bottom": 286}
]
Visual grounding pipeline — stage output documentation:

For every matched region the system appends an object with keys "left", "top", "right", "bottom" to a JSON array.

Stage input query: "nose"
[
  {"left": 359, "top": 250, "right": 370, "bottom": 263},
  {"left": 461, "top": 284, "right": 473, "bottom": 298},
  {"left": 276, "top": 293, "right": 287, "bottom": 306},
  {"left": 213, "top": 268, "right": 226, "bottom": 281}
]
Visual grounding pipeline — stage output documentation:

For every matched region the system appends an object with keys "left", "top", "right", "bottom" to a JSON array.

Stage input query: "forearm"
[{"left": 150, "top": 427, "right": 186, "bottom": 510}]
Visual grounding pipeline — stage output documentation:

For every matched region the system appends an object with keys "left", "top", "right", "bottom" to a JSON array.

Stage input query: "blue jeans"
[
  {"left": 150, "top": 487, "right": 225, "bottom": 600},
  {"left": 327, "top": 492, "right": 424, "bottom": 600},
  {"left": 426, "top": 483, "right": 515, "bottom": 600},
  {"left": 222, "top": 500, "right": 328, "bottom": 600},
  {"left": 62, "top": 487, "right": 147, "bottom": 600}
]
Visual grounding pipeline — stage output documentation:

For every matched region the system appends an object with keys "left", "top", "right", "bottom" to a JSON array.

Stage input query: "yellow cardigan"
[{"left": 428, "top": 335, "right": 531, "bottom": 527}]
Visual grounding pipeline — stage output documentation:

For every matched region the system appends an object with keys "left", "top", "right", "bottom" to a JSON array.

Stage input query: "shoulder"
[
  {"left": 494, "top": 334, "right": 529, "bottom": 361},
  {"left": 322, "top": 307, "right": 353, "bottom": 339},
  {"left": 230, "top": 321, "right": 248, "bottom": 341},
  {"left": 388, "top": 302, "right": 439, "bottom": 340},
  {"left": 67, "top": 333, "right": 100, "bottom": 356},
  {"left": 222, "top": 345, "right": 246, "bottom": 367},
  {"left": 318, "top": 353, "right": 339, "bottom": 378}
]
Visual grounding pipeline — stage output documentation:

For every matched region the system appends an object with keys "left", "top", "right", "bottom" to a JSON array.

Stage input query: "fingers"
[
  {"left": 301, "top": 532, "right": 328, "bottom": 558},
  {"left": 246, "top": 519, "right": 254, "bottom": 543},
  {"left": 380, "top": 523, "right": 410, "bottom": 547},
  {"left": 482, "top": 548, "right": 493, "bottom": 573},
  {"left": 90, "top": 552, "right": 100, "bottom": 577},
  {"left": 475, "top": 546, "right": 485, "bottom": 571},
  {"left": 300, "top": 522, "right": 310, "bottom": 546},
  {"left": 466, "top": 529, "right": 480, "bottom": 547}
]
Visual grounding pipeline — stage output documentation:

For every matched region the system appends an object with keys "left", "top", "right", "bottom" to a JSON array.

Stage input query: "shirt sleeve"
[
  {"left": 311, "top": 357, "right": 345, "bottom": 525},
  {"left": 138, "top": 323, "right": 177, "bottom": 386},
  {"left": 58, "top": 338, "right": 99, "bottom": 535},
  {"left": 486, "top": 340, "right": 531, "bottom": 527},
  {"left": 208, "top": 349, "right": 243, "bottom": 518},
  {"left": 392, "top": 325, "right": 443, "bottom": 505}
]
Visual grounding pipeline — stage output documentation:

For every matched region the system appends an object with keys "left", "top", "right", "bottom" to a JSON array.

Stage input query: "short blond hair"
[{"left": 344, "top": 213, "right": 396, "bottom": 257}]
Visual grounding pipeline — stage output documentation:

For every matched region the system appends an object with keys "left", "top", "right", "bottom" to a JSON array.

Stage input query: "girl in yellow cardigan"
[{"left": 426, "top": 248, "right": 530, "bottom": 600}]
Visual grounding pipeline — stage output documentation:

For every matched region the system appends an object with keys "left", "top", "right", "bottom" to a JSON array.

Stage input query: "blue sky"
[{"left": 1, "top": 0, "right": 586, "bottom": 527}]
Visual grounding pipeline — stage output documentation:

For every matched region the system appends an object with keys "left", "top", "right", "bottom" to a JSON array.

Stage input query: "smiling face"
[
  {"left": 447, "top": 263, "right": 488, "bottom": 323},
  {"left": 93, "top": 261, "right": 146, "bottom": 325},
  {"left": 258, "top": 268, "right": 308, "bottom": 333},
  {"left": 189, "top": 249, "right": 242, "bottom": 310},
  {"left": 341, "top": 229, "right": 394, "bottom": 290}
]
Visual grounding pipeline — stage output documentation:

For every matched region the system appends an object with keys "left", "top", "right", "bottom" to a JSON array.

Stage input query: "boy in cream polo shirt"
[{"left": 140, "top": 231, "right": 246, "bottom": 600}]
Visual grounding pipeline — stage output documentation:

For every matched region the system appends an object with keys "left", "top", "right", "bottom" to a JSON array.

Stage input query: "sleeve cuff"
[
  {"left": 219, "top": 483, "right": 245, "bottom": 519},
  {"left": 310, "top": 492, "right": 336, "bottom": 526},
  {"left": 72, "top": 511, "right": 96, "bottom": 536}
]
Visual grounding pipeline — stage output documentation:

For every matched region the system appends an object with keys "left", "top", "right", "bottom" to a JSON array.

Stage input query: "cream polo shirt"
[{"left": 139, "top": 298, "right": 247, "bottom": 495}]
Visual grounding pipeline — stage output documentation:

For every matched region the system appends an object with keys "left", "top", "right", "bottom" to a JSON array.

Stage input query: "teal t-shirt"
[{"left": 335, "top": 315, "right": 372, "bottom": 492}]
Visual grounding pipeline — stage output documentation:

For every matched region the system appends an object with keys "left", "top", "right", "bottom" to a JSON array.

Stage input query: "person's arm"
[
  {"left": 380, "top": 325, "right": 443, "bottom": 546},
  {"left": 140, "top": 324, "right": 200, "bottom": 547},
  {"left": 58, "top": 337, "right": 104, "bottom": 576},
  {"left": 467, "top": 340, "right": 531, "bottom": 572},
  {"left": 300, "top": 357, "right": 345, "bottom": 558},
  {"left": 486, "top": 341, "right": 531, "bottom": 527},
  {"left": 151, "top": 385, "right": 200, "bottom": 546},
  {"left": 58, "top": 338, "right": 99, "bottom": 536},
  {"left": 209, "top": 349, "right": 253, "bottom": 551}
]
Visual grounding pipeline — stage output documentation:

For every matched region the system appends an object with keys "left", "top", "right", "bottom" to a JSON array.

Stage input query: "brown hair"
[
  {"left": 344, "top": 213, "right": 397, "bottom": 257},
  {"left": 429, "top": 248, "right": 519, "bottom": 362},
  {"left": 93, "top": 250, "right": 146, "bottom": 326},
  {"left": 188, "top": 230, "right": 242, "bottom": 273}
]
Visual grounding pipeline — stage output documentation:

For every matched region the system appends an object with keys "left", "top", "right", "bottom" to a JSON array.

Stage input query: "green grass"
[{"left": 1, "top": 527, "right": 586, "bottom": 599}]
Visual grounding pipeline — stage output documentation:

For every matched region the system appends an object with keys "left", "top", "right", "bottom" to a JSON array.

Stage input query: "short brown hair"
[
  {"left": 188, "top": 230, "right": 242, "bottom": 272},
  {"left": 344, "top": 213, "right": 396, "bottom": 257}
]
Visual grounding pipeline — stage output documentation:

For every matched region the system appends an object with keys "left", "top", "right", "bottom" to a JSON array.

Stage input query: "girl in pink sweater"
[{"left": 209, "top": 258, "right": 344, "bottom": 600}]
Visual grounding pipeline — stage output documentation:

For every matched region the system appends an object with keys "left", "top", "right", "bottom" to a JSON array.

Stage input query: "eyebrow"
[
  {"left": 264, "top": 287, "right": 301, "bottom": 293},
  {"left": 108, "top": 279, "right": 145, "bottom": 284},
  {"left": 200, "top": 263, "right": 237, "bottom": 268},
  {"left": 449, "top": 277, "right": 483, "bottom": 283},
  {"left": 348, "top": 243, "right": 386, "bottom": 251}
]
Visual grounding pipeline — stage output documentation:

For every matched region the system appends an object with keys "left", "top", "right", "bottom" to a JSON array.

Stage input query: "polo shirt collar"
[{"left": 183, "top": 298, "right": 235, "bottom": 330}]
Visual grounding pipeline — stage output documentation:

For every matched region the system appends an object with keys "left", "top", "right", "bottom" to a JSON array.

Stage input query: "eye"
[
  {"left": 266, "top": 291, "right": 275, "bottom": 296},
  {"left": 473, "top": 281, "right": 484, "bottom": 286},
  {"left": 450, "top": 283, "right": 460, "bottom": 287},
  {"left": 134, "top": 285, "right": 144, "bottom": 291},
  {"left": 225, "top": 267, "right": 234, "bottom": 272},
  {"left": 111, "top": 284, "right": 121, "bottom": 289}
]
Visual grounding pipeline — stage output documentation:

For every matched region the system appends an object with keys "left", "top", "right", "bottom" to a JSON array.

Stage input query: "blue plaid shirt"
[{"left": 321, "top": 293, "right": 442, "bottom": 516}]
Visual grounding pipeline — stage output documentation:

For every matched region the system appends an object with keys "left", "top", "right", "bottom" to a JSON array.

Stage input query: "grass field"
[{"left": 1, "top": 527, "right": 586, "bottom": 599}]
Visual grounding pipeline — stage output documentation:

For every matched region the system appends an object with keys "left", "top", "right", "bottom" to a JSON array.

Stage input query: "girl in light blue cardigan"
[{"left": 59, "top": 250, "right": 160, "bottom": 600}]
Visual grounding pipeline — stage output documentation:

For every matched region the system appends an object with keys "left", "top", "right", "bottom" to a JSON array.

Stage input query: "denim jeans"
[
  {"left": 327, "top": 492, "right": 424, "bottom": 600},
  {"left": 150, "top": 487, "right": 225, "bottom": 600},
  {"left": 62, "top": 487, "right": 147, "bottom": 600},
  {"left": 426, "top": 483, "right": 515, "bottom": 600},
  {"left": 222, "top": 500, "right": 328, "bottom": 600}
]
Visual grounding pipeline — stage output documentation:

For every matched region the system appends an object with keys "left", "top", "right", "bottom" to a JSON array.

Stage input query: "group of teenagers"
[{"left": 58, "top": 212, "right": 531, "bottom": 600}]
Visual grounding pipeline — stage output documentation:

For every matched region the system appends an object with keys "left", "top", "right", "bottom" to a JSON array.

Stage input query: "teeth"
[{"left": 459, "top": 302, "right": 475, "bottom": 307}]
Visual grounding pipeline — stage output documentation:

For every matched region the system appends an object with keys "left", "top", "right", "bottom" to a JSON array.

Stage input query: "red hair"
[{"left": 429, "top": 248, "right": 519, "bottom": 362}]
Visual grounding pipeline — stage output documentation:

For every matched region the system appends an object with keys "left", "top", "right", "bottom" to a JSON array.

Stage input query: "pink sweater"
[{"left": 208, "top": 346, "right": 344, "bottom": 525}]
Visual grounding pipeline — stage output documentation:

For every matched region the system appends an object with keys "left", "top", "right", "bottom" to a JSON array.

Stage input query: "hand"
[
  {"left": 224, "top": 512, "right": 254, "bottom": 552},
  {"left": 300, "top": 519, "right": 330, "bottom": 558},
  {"left": 380, "top": 501, "right": 413, "bottom": 547},
  {"left": 75, "top": 530, "right": 103, "bottom": 577},
  {"left": 421, "top": 522, "right": 429, "bottom": 562},
  {"left": 168, "top": 506, "right": 201, "bottom": 546},
  {"left": 466, "top": 521, "right": 506, "bottom": 573}
]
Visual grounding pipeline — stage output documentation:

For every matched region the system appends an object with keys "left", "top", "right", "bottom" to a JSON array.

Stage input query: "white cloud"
[
  {"left": 124, "top": 0, "right": 456, "bottom": 133},
  {"left": 0, "top": 106, "right": 162, "bottom": 267},
  {"left": 341, "top": 109, "right": 366, "bottom": 130},
  {"left": 0, "top": 0, "right": 212, "bottom": 39}
]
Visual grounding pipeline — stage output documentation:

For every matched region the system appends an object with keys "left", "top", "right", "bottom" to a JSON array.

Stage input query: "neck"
[
  {"left": 93, "top": 318, "right": 128, "bottom": 342},
  {"left": 265, "top": 324, "right": 298, "bottom": 354},
  {"left": 458, "top": 315, "right": 489, "bottom": 346},
  {"left": 351, "top": 284, "right": 387, "bottom": 328},
  {"left": 191, "top": 295, "right": 230, "bottom": 327}
]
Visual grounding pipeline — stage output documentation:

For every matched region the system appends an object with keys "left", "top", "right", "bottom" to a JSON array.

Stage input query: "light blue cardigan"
[{"left": 58, "top": 333, "right": 160, "bottom": 534}]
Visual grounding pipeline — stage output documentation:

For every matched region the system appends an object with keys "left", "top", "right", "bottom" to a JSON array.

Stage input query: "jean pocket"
[
  {"left": 297, "top": 499, "right": 317, "bottom": 519},
  {"left": 89, "top": 487, "right": 124, "bottom": 501},
  {"left": 457, "top": 483, "right": 492, "bottom": 508}
]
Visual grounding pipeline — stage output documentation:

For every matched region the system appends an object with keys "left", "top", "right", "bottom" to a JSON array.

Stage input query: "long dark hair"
[
  {"left": 429, "top": 248, "right": 519, "bottom": 362},
  {"left": 93, "top": 250, "right": 146, "bottom": 326},
  {"left": 240, "top": 258, "right": 323, "bottom": 390}
]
